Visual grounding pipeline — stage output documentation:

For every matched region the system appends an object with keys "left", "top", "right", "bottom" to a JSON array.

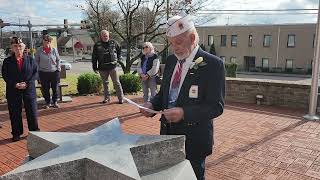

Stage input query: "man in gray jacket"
[{"left": 92, "top": 30, "right": 124, "bottom": 104}]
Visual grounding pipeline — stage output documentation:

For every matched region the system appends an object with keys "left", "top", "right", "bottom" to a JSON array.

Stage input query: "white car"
[{"left": 60, "top": 60, "right": 72, "bottom": 70}]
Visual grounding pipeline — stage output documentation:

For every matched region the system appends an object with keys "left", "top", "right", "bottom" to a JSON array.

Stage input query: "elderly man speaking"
[{"left": 140, "top": 14, "right": 225, "bottom": 180}]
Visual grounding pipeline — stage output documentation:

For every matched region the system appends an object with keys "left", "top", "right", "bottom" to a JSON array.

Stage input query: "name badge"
[{"left": 189, "top": 85, "right": 198, "bottom": 98}]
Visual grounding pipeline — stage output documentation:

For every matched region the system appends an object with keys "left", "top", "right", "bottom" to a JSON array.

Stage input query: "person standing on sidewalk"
[
  {"left": 92, "top": 30, "right": 124, "bottom": 104},
  {"left": 2, "top": 37, "right": 40, "bottom": 142},
  {"left": 140, "top": 14, "right": 225, "bottom": 180},
  {"left": 35, "top": 35, "right": 61, "bottom": 109},
  {"left": 137, "top": 42, "right": 160, "bottom": 102}
]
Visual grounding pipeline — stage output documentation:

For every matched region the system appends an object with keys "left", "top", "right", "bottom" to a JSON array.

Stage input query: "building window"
[
  {"left": 262, "top": 58, "right": 269, "bottom": 68},
  {"left": 221, "top": 35, "right": 227, "bottom": 47},
  {"left": 248, "top": 35, "right": 253, "bottom": 47},
  {"left": 220, "top": 56, "right": 226, "bottom": 61},
  {"left": 230, "top": 56, "right": 237, "bottom": 63},
  {"left": 263, "top": 35, "right": 272, "bottom": 47},
  {"left": 287, "top": 34, "right": 295, "bottom": 47},
  {"left": 231, "top": 35, "right": 237, "bottom": 47},
  {"left": 286, "top": 59, "right": 293, "bottom": 69},
  {"left": 208, "top": 35, "right": 214, "bottom": 46}
]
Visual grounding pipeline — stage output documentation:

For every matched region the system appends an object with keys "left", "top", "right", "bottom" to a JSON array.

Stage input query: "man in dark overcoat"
[{"left": 140, "top": 14, "right": 225, "bottom": 180}]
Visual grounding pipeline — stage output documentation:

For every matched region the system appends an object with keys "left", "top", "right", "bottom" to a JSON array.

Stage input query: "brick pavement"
[{"left": 0, "top": 95, "right": 320, "bottom": 179}]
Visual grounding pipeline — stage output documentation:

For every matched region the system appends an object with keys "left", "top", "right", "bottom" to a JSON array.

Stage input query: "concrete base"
[
  {"left": 303, "top": 114, "right": 320, "bottom": 121},
  {"left": 1, "top": 118, "right": 196, "bottom": 180}
]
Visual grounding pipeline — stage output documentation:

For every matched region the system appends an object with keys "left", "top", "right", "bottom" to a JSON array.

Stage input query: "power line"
[
  {"left": 197, "top": 12, "right": 318, "bottom": 15},
  {"left": 199, "top": 8, "right": 318, "bottom": 12}
]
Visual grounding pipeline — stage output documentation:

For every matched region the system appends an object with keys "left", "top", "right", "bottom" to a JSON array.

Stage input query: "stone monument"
[{"left": 1, "top": 118, "right": 196, "bottom": 180}]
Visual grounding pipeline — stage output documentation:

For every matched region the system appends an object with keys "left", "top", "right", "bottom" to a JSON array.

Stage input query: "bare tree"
[{"left": 84, "top": 0, "right": 211, "bottom": 73}]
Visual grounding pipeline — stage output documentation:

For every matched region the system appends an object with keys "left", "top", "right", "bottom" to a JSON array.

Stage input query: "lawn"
[
  {"left": 0, "top": 72, "right": 146, "bottom": 102},
  {"left": 0, "top": 73, "right": 120, "bottom": 102}
]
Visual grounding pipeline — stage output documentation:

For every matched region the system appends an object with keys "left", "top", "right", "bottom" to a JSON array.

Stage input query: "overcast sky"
[{"left": 0, "top": 0, "right": 318, "bottom": 31}]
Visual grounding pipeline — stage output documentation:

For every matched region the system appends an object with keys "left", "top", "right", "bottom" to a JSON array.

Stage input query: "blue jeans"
[{"left": 190, "top": 157, "right": 206, "bottom": 180}]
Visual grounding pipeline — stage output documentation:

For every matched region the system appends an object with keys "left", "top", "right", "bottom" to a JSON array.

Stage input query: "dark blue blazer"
[
  {"left": 2, "top": 55, "right": 38, "bottom": 99},
  {"left": 151, "top": 48, "right": 225, "bottom": 159}
]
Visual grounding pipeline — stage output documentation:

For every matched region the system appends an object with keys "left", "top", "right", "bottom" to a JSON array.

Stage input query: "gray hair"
[
  {"left": 143, "top": 42, "right": 155, "bottom": 54},
  {"left": 186, "top": 27, "right": 199, "bottom": 45},
  {"left": 100, "top": 30, "right": 109, "bottom": 35}
]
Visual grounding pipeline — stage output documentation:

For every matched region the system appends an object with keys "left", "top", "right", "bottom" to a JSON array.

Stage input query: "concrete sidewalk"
[{"left": 0, "top": 95, "right": 320, "bottom": 179}]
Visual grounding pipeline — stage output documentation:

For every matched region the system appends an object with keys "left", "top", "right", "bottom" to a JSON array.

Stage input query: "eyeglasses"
[
  {"left": 143, "top": 46, "right": 149, "bottom": 49},
  {"left": 44, "top": 39, "right": 51, "bottom": 42}
]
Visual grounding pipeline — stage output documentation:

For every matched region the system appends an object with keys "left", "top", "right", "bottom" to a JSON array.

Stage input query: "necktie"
[
  {"left": 168, "top": 59, "right": 185, "bottom": 108},
  {"left": 171, "top": 60, "right": 185, "bottom": 89}
]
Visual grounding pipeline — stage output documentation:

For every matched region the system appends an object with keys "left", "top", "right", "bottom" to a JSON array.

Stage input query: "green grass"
[{"left": 0, "top": 72, "right": 140, "bottom": 101}]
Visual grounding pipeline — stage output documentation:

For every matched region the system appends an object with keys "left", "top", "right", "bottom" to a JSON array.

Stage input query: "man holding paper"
[{"left": 140, "top": 13, "right": 225, "bottom": 180}]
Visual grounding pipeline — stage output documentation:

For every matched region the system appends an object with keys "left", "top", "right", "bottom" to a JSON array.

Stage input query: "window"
[
  {"left": 248, "top": 35, "right": 253, "bottom": 47},
  {"left": 220, "top": 56, "right": 226, "bottom": 61},
  {"left": 231, "top": 35, "right": 237, "bottom": 47},
  {"left": 263, "top": 35, "right": 272, "bottom": 47},
  {"left": 287, "top": 34, "right": 295, "bottom": 47},
  {"left": 262, "top": 58, "right": 269, "bottom": 68},
  {"left": 221, "top": 35, "right": 227, "bottom": 47},
  {"left": 230, "top": 56, "right": 237, "bottom": 63},
  {"left": 208, "top": 35, "right": 214, "bottom": 46},
  {"left": 286, "top": 59, "right": 293, "bottom": 69}
]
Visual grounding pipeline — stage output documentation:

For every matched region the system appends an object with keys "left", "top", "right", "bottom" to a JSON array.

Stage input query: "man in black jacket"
[
  {"left": 92, "top": 30, "right": 124, "bottom": 104},
  {"left": 140, "top": 14, "right": 225, "bottom": 180}
]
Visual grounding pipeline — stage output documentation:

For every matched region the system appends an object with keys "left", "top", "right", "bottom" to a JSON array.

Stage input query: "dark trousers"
[
  {"left": 189, "top": 157, "right": 206, "bottom": 180},
  {"left": 8, "top": 91, "right": 39, "bottom": 137},
  {"left": 39, "top": 71, "right": 60, "bottom": 104}
]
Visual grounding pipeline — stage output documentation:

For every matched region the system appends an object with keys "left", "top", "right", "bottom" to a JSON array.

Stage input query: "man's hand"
[
  {"left": 139, "top": 102, "right": 154, "bottom": 117},
  {"left": 163, "top": 107, "right": 184, "bottom": 123}
]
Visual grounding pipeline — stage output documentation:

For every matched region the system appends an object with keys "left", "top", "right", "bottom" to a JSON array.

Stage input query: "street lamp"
[{"left": 304, "top": 0, "right": 320, "bottom": 120}]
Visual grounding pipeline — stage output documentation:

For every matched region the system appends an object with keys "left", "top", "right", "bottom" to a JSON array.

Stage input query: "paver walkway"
[{"left": 0, "top": 95, "right": 320, "bottom": 180}]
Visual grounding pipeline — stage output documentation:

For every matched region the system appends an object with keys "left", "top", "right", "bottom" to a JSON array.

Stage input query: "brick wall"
[{"left": 226, "top": 78, "right": 311, "bottom": 109}]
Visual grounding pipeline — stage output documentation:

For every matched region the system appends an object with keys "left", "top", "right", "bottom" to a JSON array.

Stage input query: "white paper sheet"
[{"left": 123, "top": 97, "right": 163, "bottom": 114}]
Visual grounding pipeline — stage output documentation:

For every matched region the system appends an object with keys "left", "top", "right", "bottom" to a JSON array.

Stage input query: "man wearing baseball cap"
[{"left": 140, "top": 13, "right": 226, "bottom": 180}]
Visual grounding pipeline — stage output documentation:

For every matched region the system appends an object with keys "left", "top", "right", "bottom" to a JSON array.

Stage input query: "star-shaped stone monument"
[{"left": 1, "top": 118, "right": 196, "bottom": 180}]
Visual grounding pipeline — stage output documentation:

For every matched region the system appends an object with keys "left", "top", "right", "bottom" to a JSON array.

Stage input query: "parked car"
[{"left": 60, "top": 60, "right": 72, "bottom": 70}]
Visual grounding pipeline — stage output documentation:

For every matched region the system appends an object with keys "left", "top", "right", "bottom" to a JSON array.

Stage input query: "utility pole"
[
  {"left": 304, "top": 0, "right": 320, "bottom": 120},
  {"left": 0, "top": 18, "right": 3, "bottom": 49},
  {"left": 28, "top": 20, "right": 33, "bottom": 52}
]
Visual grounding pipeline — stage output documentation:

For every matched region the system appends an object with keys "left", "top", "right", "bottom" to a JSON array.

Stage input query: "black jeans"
[
  {"left": 190, "top": 157, "right": 206, "bottom": 180},
  {"left": 39, "top": 71, "right": 60, "bottom": 104}
]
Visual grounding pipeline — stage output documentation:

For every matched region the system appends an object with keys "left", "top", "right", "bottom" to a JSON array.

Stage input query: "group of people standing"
[
  {"left": 92, "top": 30, "right": 160, "bottom": 104},
  {"left": 1, "top": 13, "right": 225, "bottom": 180},
  {"left": 2, "top": 35, "right": 61, "bottom": 142}
]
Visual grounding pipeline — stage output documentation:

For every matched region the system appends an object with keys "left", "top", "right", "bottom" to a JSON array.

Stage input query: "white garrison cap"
[{"left": 166, "top": 12, "right": 195, "bottom": 37}]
